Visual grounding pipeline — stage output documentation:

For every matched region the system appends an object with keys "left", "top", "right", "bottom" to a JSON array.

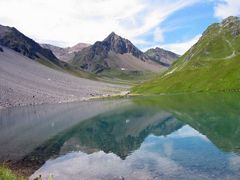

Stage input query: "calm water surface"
[{"left": 0, "top": 94, "right": 240, "bottom": 180}]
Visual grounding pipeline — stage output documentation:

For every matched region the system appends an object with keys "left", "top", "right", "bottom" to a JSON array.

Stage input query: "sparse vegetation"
[
  {"left": 98, "top": 69, "right": 158, "bottom": 85},
  {"left": 0, "top": 167, "right": 25, "bottom": 180}
]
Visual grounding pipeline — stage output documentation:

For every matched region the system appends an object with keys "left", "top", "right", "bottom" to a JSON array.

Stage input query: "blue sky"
[
  {"left": 140, "top": 2, "right": 217, "bottom": 44},
  {"left": 0, "top": 0, "right": 240, "bottom": 54},
  {"left": 138, "top": 0, "right": 221, "bottom": 54}
]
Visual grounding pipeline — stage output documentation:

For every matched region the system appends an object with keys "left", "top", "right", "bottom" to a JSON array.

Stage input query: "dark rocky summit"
[
  {"left": 101, "top": 32, "right": 147, "bottom": 59},
  {"left": 0, "top": 24, "right": 60, "bottom": 64},
  {"left": 72, "top": 32, "right": 164, "bottom": 73}
]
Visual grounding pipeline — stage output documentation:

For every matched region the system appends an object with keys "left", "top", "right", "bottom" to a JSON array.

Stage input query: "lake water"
[{"left": 0, "top": 94, "right": 240, "bottom": 180}]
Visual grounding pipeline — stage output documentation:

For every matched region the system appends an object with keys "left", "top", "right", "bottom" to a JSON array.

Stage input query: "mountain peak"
[
  {"left": 109, "top": 31, "right": 117, "bottom": 36},
  {"left": 144, "top": 47, "right": 179, "bottom": 67},
  {"left": 72, "top": 33, "right": 154, "bottom": 73},
  {"left": 100, "top": 32, "right": 144, "bottom": 57},
  {"left": 221, "top": 16, "right": 240, "bottom": 26},
  {"left": 154, "top": 47, "right": 166, "bottom": 51},
  {"left": 0, "top": 24, "right": 12, "bottom": 37},
  {"left": 104, "top": 32, "right": 122, "bottom": 42},
  {"left": 0, "top": 24, "right": 59, "bottom": 62}
]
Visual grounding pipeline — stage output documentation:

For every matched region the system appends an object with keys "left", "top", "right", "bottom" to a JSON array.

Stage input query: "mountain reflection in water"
[{"left": 0, "top": 94, "right": 240, "bottom": 179}]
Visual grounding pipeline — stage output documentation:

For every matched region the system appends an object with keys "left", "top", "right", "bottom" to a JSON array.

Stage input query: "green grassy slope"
[
  {"left": 97, "top": 69, "right": 159, "bottom": 85},
  {"left": 133, "top": 16, "right": 240, "bottom": 94}
]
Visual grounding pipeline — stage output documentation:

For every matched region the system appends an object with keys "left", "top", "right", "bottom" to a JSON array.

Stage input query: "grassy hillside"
[{"left": 132, "top": 16, "right": 240, "bottom": 94}]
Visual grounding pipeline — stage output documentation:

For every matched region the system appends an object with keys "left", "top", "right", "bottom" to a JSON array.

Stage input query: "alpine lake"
[{"left": 1, "top": 93, "right": 240, "bottom": 180}]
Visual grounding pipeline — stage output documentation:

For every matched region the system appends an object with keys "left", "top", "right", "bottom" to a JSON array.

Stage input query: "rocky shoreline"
[{"left": 0, "top": 91, "right": 131, "bottom": 109}]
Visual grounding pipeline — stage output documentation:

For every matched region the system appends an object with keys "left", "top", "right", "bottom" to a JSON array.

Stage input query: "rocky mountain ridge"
[
  {"left": 72, "top": 32, "right": 178, "bottom": 73},
  {"left": 144, "top": 47, "right": 179, "bottom": 67},
  {"left": 0, "top": 25, "right": 60, "bottom": 64},
  {"left": 41, "top": 43, "right": 90, "bottom": 62}
]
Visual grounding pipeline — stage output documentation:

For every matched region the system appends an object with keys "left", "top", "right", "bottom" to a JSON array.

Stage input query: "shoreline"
[{"left": 0, "top": 91, "right": 132, "bottom": 110}]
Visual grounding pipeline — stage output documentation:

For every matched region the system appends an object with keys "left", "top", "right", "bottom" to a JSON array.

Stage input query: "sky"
[{"left": 0, "top": 0, "right": 240, "bottom": 55}]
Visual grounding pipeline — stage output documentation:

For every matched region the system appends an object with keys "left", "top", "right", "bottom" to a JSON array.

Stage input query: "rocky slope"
[
  {"left": 0, "top": 47, "right": 127, "bottom": 108},
  {"left": 144, "top": 47, "right": 179, "bottom": 67},
  {"left": 72, "top": 32, "right": 164, "bottom": 73},
  {"left": 41, "top": 43, "right": 90, "bottom": 62},
  {"left": 133, "top": 16, "right": 240, "bottom": 94},
  {"left": 0, "top": 24, "right": 101, "bottom": 80}
]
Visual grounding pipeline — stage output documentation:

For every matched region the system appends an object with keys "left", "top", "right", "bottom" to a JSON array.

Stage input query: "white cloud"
[
  {"left": 0, "top": 0, "right": 199, "bottom": 47},
  {"left": 160, "top": 34, "right": 201, "bottom": 55},
  {"left": 153, "top": 27, "right": 165, "bottom": 42},
  {"left": 214, "top": 0, "right": 240, "bottom": 19}
]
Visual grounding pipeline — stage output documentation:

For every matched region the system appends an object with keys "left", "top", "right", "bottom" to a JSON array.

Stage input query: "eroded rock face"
[
  {"left": 72, "top": 32, "right": 143, "bottom": 73},
  {"left": 221, "top": 16, "right": 240, "bottom": 27},
  {"left": 144, "top": 47, "right": 179, "bottom": 67},
  {"left": 41, "top": 43, "right": 90, "bottom": 62},
  {"left": 102, "top": 32, "right": 145, "bottom": 58},
  {"left": 221, "top": 16, "right": 240, "bottom": 37}
]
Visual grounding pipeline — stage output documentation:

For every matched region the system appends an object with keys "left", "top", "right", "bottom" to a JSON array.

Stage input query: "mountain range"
[
  {"left": 2, "top": 16, "right": 238, "bottom": 96},
  {"left": 71, "top": 32, "right": 178, "bottom": 73},
  {"left": 133, "top": 16, "right": 240, "bottom": 94},
  {"left": 0, "top": 22, "right": 181, "bottom": 108},
  {"left": 0, "top": 24, "right": 179, "bottom": 77}
]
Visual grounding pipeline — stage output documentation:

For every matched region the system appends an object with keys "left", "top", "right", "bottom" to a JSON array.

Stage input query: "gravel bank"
[{"left": 0, "top": 47, "right": 129, "bottom": 108}]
